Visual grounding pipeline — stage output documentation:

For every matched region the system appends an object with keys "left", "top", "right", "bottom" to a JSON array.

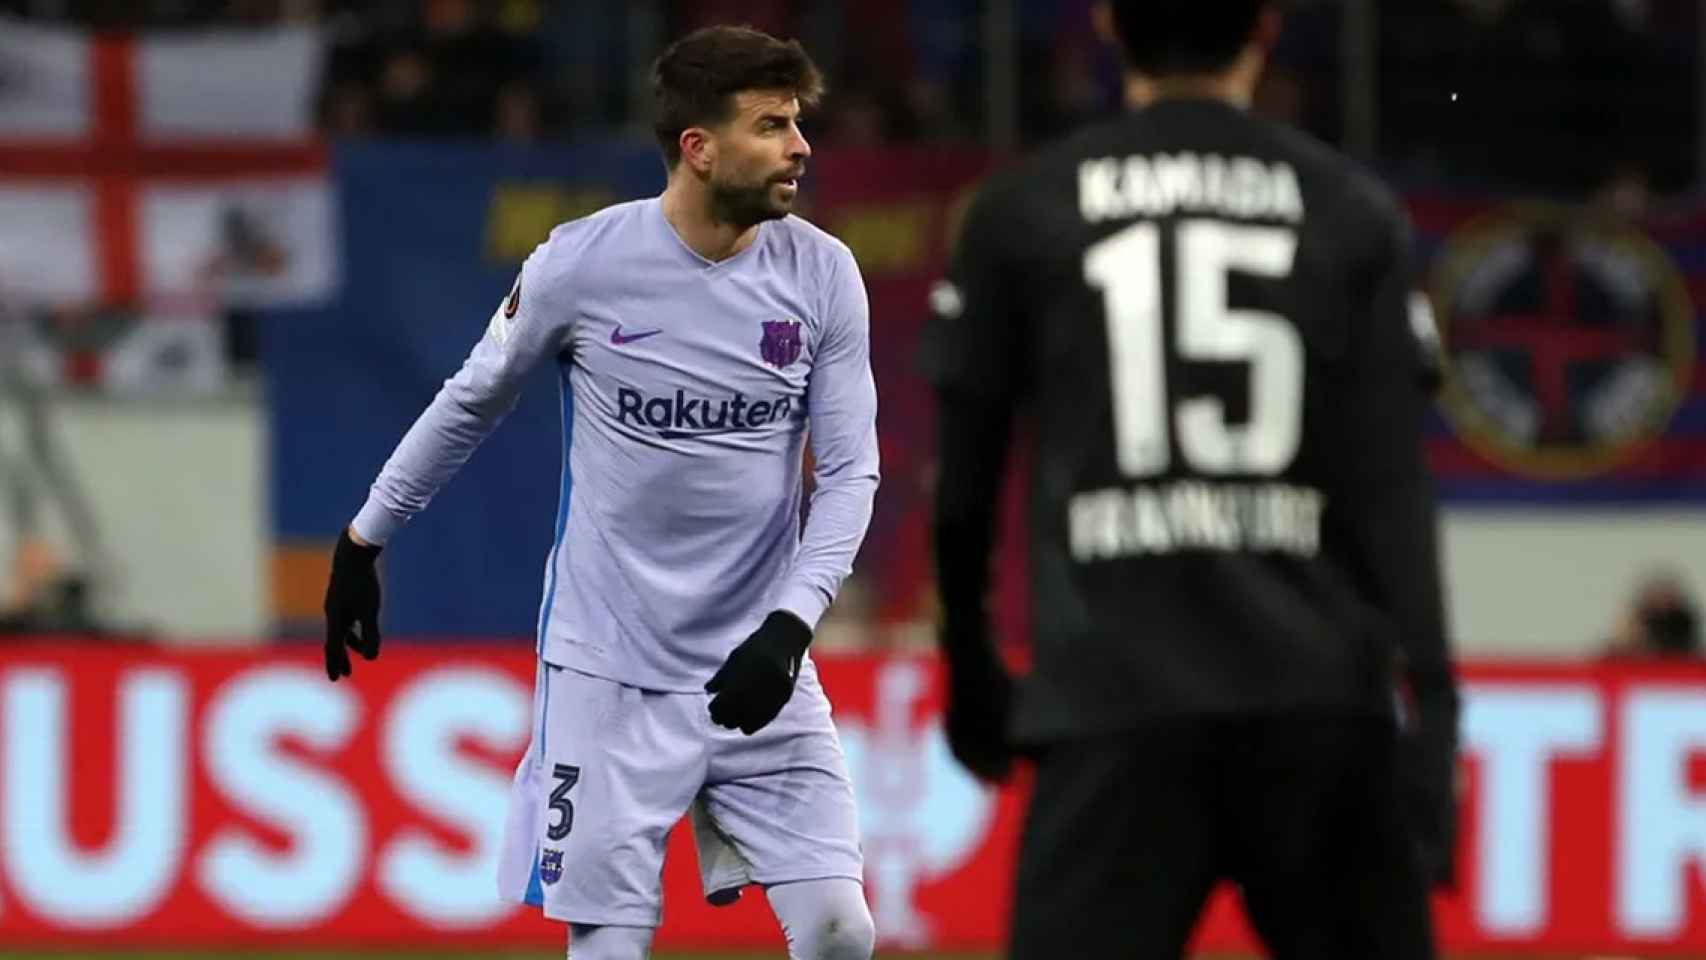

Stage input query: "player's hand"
[
  {"left": 706, "top": 610, "right": 812, "bottom": 735},
  {"left": 323, "top": 527, "right": 383, "bottom": 681},
  {"left": 941, "top": 624, "right": 1015, "bottom": 783},
  {"left": 1399, "top": 679, "right": 1461, "bottom": 890}
]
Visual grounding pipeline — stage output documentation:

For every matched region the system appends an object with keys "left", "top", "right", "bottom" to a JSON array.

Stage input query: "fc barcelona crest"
[
  {"left": 539, "top": 848, "right": 564, "bottom": 885},
  {"left": 760, "top": 319, "right": 803, "bottom": 368}
]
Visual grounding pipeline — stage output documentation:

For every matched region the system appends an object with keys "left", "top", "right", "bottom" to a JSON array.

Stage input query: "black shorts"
[{"left": 1008, "top": 715, "right": 1436, "bottom": 960}]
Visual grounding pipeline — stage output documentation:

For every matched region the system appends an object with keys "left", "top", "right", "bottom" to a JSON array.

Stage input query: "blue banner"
[{"left": 264, "top": 140, "right": 664, "bottom": 638}]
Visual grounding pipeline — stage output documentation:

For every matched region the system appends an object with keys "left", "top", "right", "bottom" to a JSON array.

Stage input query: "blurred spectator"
[
  {"left": 1604, "top": 571, "right": 1703, "bottom": 658},
  {"left": 1262, "top": 0, "right": 1340, "bottom": 145},
  {"left": 0, "top": 302, "right": 107, "bottom": 636},
  {"left": 370, "top": 44, "right": 436, "bottom": 134},
  {"left": 820, "top": 88, "right": 896, "bottom": 146},
  {"left": 494, "top": 80, "right": 542, "bottom": 142},
  {"left": 315, "top": 0, "right": 544, "bottom": 138},
  {"left": 535, "top": 1, "right": 629, "bottom": 133},
  {"left": 371, "top": 44, "right": 442, "bottom": 134},
  {"left": 419, "top": 0, "right": 526, "bottom": 134},
  {"left": 1019, "top": 0, "right": 1107, "bottom": 143},
  {"left": 904, "top": 0, "right": 978, "bottom": 140},
  {"left": 205, "top": 205, "right": 290, "bottom": 371},
  {"left": 319, "top": 78, "right": 375, "bottom": 136}
]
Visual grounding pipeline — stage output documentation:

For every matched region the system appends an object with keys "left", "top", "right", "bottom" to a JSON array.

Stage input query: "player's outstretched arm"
[
  {"left": 706, "top": 248, "right": 879, "bottom": 734},
  {"left": 323, "top": 240, "right": 574, "bottom": 681},
  {"left": 1329, "top": 199, "right": 1461, "bottom": 888}
]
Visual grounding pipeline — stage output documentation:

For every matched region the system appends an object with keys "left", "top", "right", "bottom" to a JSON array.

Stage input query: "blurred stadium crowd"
[{"left": 0, "top": 0, "right": 1694, "bottom": 199}]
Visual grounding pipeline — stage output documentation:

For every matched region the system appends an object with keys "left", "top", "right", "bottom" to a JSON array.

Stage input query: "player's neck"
[
  {"left": 1124, "top": 50, "right": 1261, "bottom": 111},
  {"left": 1124, "top": 73, "right": 1251, "bottom": 110},
  {"left": 659, "top": 182, "right": 760, "bottom": 263}
]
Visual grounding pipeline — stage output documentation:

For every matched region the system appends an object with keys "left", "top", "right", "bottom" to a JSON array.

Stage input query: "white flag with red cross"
[{"left": 0, "top": 17, "right": 338, "bottom": 312}]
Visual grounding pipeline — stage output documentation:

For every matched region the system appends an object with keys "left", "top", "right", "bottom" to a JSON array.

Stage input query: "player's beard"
[{"left": 708, "top": 171, "right": 795, "bottom": 229}]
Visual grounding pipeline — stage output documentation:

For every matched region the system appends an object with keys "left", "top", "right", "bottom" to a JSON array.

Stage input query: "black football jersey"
[{"left": 924, "top": 98, "right": 1450, "bottom": 740}]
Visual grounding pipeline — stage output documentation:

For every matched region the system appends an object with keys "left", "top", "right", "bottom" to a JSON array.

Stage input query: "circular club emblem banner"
[{"left": 1430, "top": 203, "right": 1694, "bottom": 479}]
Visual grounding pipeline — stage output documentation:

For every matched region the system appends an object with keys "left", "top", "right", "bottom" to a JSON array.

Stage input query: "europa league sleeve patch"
[
  {"left": 505, "top": 267, "right": 523, "bottom": 318},
  {"left": 487, "top": 269, "right": 522, "bottom": 346}
]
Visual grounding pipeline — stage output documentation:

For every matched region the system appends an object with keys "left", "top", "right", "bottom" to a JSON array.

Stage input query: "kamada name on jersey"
[
  {"left": 1078, "top": 153, "right": 1304, "bottom": 225},
  {"left": 1069, "top": 480, "right": 1324, "bottom": 561}
]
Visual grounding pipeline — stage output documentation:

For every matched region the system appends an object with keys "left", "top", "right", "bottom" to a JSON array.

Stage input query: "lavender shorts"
[{"left": 497, "top": 657, "right": 864, "bottom": 927}]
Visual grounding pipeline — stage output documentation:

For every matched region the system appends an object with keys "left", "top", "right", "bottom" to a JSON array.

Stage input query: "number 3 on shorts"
[{"left": 547, "top": 763, "right": 581, "bottom": 841}]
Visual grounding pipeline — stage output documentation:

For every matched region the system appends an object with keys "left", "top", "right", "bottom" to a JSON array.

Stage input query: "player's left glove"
[
  {"left": 706, "top": 610, "right": 812, "bottom": 735},
  {"left": 1399, "top": 673, "right": 1461, "bottom": 890},
  {"left": 940, "top": 615, "right": 1015, "bottom": 783}
]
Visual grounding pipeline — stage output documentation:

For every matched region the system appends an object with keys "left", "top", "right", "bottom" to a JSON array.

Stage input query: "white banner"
[
  {"left": 0, "top": 19, "right": 91, "bottom": 137},
  {"left": 0, "top": 18, "right": 336, "bottom": 312}
]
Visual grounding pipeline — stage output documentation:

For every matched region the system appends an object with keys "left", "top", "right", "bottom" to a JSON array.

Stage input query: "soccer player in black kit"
[{"left": 924, "top": 2, "right": 1459, "bottom": 957}]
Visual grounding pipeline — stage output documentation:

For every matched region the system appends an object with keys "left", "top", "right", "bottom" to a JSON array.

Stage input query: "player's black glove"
[
  {"left": 323, "top": 527, "right": 382, "bottom": 682},
  {"left": 706, "top": 610, "right": 812, "bottom": 735},
  {"left": 1399, "top": 675, "right": 1461, "bottom": 890},
  {"left": 940, "top": 616, "right": 1015, "bottom": 783}
]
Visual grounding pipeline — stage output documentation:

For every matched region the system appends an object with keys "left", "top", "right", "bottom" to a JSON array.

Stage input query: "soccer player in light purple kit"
[{"left": 322, "top": 26, "right": 879, "bottom": 960}]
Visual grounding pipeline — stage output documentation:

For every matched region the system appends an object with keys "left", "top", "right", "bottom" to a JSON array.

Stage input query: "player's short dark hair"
[
  {"left": 651, "top": 25, "right": 825, "bottom": 169},
  {"left": 1107, "top": 0, "right": 1272, "bottom": 76}
]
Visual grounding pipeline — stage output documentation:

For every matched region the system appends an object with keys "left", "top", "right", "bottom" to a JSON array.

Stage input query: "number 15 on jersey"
[{"left": 1084, "top": 219, "right": 1302, "bottom": 479}]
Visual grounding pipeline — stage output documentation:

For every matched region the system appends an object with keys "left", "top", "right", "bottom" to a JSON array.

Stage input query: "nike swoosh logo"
[{"left": 610, "top": 326, "right": 663, "bottom": 345}]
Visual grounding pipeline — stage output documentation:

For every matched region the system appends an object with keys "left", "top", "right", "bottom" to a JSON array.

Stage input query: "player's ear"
[{"left": 680, "top": 127, "right": 716, "bottom": 176}]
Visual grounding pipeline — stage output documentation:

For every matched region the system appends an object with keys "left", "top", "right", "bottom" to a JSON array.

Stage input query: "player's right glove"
[
  {"left": 1399, "top": 673, "right": 1461, "bottom": 890},
  {"left": 940, "top": 616, "right": 1015, "bottom": 783},
  {"left": 323, "top": 527, "right": 382, "bottom": 681}
]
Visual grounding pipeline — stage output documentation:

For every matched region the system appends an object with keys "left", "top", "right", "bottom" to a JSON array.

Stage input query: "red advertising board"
[{"left": 6, "top": 645, "right": 1706, "bottom": 953}]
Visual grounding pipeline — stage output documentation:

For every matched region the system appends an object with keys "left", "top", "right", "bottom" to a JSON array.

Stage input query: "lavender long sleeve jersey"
[{"left": 350, "top": 198, "right": 880, "bottom": 691}]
